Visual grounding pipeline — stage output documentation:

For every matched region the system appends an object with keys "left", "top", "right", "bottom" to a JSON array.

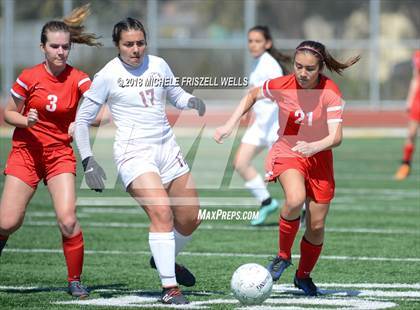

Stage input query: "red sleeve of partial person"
[
  {"left": 324, "top": 79, "right": 344, "bottom": 124},
  {"left": 77, "top": 71, "right": 91, "bottom": 95},
  {"left": 262, "top": 79, "right": 276, "bottom": 101},
  {"left": 262, "top": 76, "right": 288, "bottom": 102},
  {"left": 10, "top": 69, "right": 31, "bottom": 101},
  {"left": 413, "top": 50, "right": 420, "bottom": 71}
]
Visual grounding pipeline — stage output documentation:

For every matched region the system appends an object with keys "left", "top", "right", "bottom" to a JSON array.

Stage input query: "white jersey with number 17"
[{"left": 83, "top": 54, "right": 193, "bottom": 143}]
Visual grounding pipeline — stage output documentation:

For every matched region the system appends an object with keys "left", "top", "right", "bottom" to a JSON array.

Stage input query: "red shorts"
[
  {"left": 265, "top": 150, "right": 335, "bottom": 204},
  {"left": 409, "top": 87, "right": 420, "bottom": 122},
  {"left": 4, "top": 145, "right": 76, "bottom": 189}
]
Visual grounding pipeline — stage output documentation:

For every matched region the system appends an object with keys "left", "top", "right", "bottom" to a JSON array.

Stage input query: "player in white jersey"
[
  {"left": 234, "top": 26, "right": 291, "bottom": 225},
  {"left": 74, "top": 18, "right": 205, "bottom": 305}
]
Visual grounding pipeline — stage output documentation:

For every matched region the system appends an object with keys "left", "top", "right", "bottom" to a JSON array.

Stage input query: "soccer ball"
[{"left": 230, "top": 263, "right": 273, "bottom": 305}]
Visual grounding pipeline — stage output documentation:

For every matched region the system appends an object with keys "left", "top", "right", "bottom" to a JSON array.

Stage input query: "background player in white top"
[
  {"left": 74, "top": 17, "right": 205, "bottom": 305},
  {"left": 234, "top": 26, "right": 290, "bottom": 225}
]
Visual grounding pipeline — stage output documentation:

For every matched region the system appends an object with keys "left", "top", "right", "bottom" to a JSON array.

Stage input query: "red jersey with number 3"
[
  {"left": 262, "top": 74, "right": 343, "bottom": 158},
  {"left": 10, "top": 63, "right": 91, "bottom": 148}
]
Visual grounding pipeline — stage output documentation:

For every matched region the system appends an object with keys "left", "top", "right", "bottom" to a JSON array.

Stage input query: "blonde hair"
[{"left": 41, "top": 3, "right": 102, "bottom": 47}]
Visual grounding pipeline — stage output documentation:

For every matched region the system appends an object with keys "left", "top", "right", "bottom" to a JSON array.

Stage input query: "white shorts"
[
  {"left": 114, "top": 136, "right": 189, "bottom": 190},
  {"left": 241, "top": 101, "right": 279, "bottom": 147}
]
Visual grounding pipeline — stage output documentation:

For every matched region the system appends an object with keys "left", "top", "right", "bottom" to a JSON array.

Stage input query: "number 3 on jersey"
[
  {"left": 46, "top": 94, "right": 57, "bottom": 112},
  {"left": 284, "top": 109, "right": 313, "bottom": 135}
]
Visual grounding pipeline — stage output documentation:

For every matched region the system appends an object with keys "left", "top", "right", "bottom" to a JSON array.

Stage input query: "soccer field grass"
[{"left": 0, "top": 135, "right": 419, "bottom": 309}]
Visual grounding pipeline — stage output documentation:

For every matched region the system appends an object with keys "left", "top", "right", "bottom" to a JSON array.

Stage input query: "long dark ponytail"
[
  {"left": 249, "top": 25, "right": 292, "bottom": 75},
  {"left": 295, "top": 40, "right": 360, "bottom": 75}
]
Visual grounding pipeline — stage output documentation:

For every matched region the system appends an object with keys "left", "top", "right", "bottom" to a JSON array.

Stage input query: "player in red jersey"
[
  {"left": 214, "top": 40, "right": 360, "bottom": 296},
  {"left": 0, "top": 4, "right": 101, "bottom": 298},
  {"left": 394, "top": 50, "right": 420, "bottom": 180}
]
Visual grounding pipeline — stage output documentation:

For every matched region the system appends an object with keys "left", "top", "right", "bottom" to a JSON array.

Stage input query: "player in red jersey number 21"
[{"left": 214, "top": 40, "right": 360, "bottom": 296}]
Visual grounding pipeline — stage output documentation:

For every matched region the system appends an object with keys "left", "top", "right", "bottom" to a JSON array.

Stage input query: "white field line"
[
  {"left": 2, "top": 284, "right": 418, "bottom": 310},
  {"left": 272, "top": 285, "right": 420, "bottom": 298},
  {"left": 2, "top": 283, "right": 417, "bottom": 291},
  {"left": 4, "top": 248, "right": 420, "bottom": 262},
  {"left": 75, "top": 196, "right": 418, "bottom": 208},
  {"left": 54, "top": 295, "right": 207, "bottom": 309},
  {"left": 53, "top": 295, "right": 399, "bottom": 310},
  {"left": 79, "top": 205, "right": 417, "bottom": 214},
  {"left": 24, "top": 220, "right": 420, "bottom": 235},
  {"left": 285, "top": 283, "right": 420, "bottom": 289},
  {"left": 26, "top": 205, "right": 419, "bottom": 218},
  {"left": 54, "top": 295, "right": 399, "bottom": 310},
  {"left": 76, "top": 188, "right": 419, "bottom": 207},
  {"left": 245, "top": 298, "right": 397, "bottom": 310},
  {"left": 79, "top": 206, "right": 420, "bottom": 214}
]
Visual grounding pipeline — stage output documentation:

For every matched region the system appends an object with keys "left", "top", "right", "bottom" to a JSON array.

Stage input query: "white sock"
[
  {"left": 244, "top": 174, "right": 270, "bottom": 203},
  {"left": 174, "top": 229, "right": 192, "bottom": 256},
  {"left": 149, "top": 232, "right": 177, "bottom": 287}
]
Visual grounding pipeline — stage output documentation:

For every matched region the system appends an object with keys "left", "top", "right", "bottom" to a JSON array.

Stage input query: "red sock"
[
  {"left": 297, "top": 237, "right": 323, "bottom": 279},
  {"left": 62, "top": 231, "right": 84, "bottom": 282},
  {"left": 278, "top": 216, "right": 300, "bottom": 260},
  {"left": 403, "top": 143, "right": 414, "bottom": 163}
]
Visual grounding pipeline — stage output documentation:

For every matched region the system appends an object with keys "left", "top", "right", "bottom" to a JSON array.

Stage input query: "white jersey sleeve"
[
  {"left": 74, "top": 97, "right": 103, "bottom": 160},
  {"left": 83, "top": 70, "right": 111, "bottom": 105},
  {"left": 162, "top": 60, "right": 194, "bottom": 109}
]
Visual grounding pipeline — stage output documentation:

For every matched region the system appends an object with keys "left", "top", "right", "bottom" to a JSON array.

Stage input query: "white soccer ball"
[{"left": 230, "top": 263, "right": 273, "bottom": 305}]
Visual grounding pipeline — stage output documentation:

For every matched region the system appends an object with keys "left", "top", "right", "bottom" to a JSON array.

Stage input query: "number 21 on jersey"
[{"left": 284, "top": 109, "right": 313, "bottom": 135}]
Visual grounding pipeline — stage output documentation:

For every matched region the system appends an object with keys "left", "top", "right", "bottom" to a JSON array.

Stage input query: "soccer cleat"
[
  {"left": 150, "top": 257, "right": 196, "bottom": 287},
  {"left": 266, "top": 256, "right": 291, "bottom": 281},
  {"left": 394, "top": 163, "right": 410, "bottom": 180},
  {"left": 68, "top": 281, "right": 89, "bottom": 298},
  {"left": 294, "top": 272, "right": 319, "bottom": 296},
  {"left": 160, "top": 286, "right": 189, "bottom": 304},
  {"left": 251, "top": 199, "right": 279, "bottom": 226}
]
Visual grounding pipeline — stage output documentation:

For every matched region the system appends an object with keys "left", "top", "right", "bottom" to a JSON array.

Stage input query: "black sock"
[
  {"left": 0, "top": 238, "right": 8, "bottom": 256},
  {"left": 261, "top": 197, "right": 272, "bottom": 207}
]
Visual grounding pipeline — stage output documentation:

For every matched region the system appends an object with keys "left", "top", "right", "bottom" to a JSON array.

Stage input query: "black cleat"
[
  {"left": 294, "top": 272, "right": 319, "bottom": 296},
  {"left": 267, "top": 256, "right": 292, "bottom": 281},
  {"left": 160, "top": 286, "right": 189, "bottom": 304},
  {"left": 150, "top": 257, "right": 196, "bottom": 287},
  {"left": 68, "top": 281, "right": 89, "bottom": 298},
  {"left": 0, "top": 238, "right": 7, "bottom": 256}
]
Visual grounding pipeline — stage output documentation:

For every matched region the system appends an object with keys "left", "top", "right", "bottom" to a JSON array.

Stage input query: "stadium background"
[{"left": 0, "top": 1, "right": 419, "bottom": 310}]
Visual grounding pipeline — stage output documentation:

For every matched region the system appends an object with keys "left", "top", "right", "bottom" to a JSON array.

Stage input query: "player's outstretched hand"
[
  {"left": 82, "top": 156, "right": 106, "bottom": 192},
  {"left": 27, "top": 108, "right": 38, "bottom": 127},
  {"left": 188, "top": 97, "right": 206, "bottom": 116},
  {"left": 213, "top": 125, "right": 232, "bottom": 144},
  {"left": 68, "top": 122, "right": 75, "bottom": 137}
]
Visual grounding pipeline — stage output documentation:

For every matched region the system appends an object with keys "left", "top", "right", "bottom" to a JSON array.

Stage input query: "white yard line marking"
[
  {"left": 273, "top": 285, "right": 420, "bottom": 298},
  {"left": 53, "top": 294, "right": 399, "bottom": 309},
  {"left": 4, "top": 248, "right": 420, "bottom": 262},
  {"left": 76, "top": 187, "right": 419, "bottom": 207},
  {"left": 24, "top": 220, "right": 419, "bottom": 235},
  {"left": 309, "top": 283, "right": 420, "bottom": 289},
  {"left": 2, "top": 284, "right": 417, "bottom": 310}
]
